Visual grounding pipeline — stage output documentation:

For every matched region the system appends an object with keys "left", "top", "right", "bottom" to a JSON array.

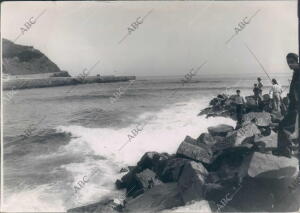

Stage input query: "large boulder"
[
  {"left": 207, "top": 124, "right": 234, "bottom": 137},
  {"left": 124, "top": 183, "right": 184, "bottom": 212},
  {"left": 178, "top": 161, "right": 208, "bottom": 204},
  {"left": 242, "top": 112, "right": 272, "bottom": 127},
  {"left": 216, "top": 153, "right": 300, "bottom": 212},
  {"left": 176, "top": 136, "right": 213, "bottom": 164},
  {"left": 239, "top": 152, "right": 299, "bottom": 179}
]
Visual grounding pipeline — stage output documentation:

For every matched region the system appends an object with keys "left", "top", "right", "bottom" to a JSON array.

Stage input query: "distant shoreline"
[{"left": 3, "top": 75, "right": 136, "bottom": 90}]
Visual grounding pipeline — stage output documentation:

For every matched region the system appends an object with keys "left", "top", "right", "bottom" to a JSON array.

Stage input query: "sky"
[{"left": 1, "top": 1, "right": 298, "bottom": 77}]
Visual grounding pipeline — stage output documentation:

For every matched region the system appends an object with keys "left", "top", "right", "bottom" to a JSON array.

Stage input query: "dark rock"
[
  {"left": 207, "top": 124, "right": 234, "bottom": 137},
  {"left": 120, "top": 167, "right": 128, "bottom": 173},
  {"left": 160, "top": 158, "right": 190, "bottom": 182},
  {"left": 135, "top": 169, "right": 162, "bottom": 190},
  {"left": 245, "top": 96, "right": 257, "bottom": 109},
  {"left": 176, "top": 136, "right": 213, "bottom": 164},
  {"left": 115, "top": 179, "right": 124, "bottom": 189},
  {"left": 263, "top": 94, "right": 271, "bottom": 101},
  {"left": 124, "top": 183, "right": 183, "bottom": 212},
  {"left": 271, "top": 111, "right": 284, "bottom": 123},
  {"left": 178, "top": 161, "right": 208, "bottom": 204},
  {"left": 137, "top": 151, "right": 170, "bottom": 175},
  {"left": 197, "top": 133, "right": 216, "bottom": 146}
]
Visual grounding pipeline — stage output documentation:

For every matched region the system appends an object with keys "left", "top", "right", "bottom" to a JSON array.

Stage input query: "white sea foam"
[{"left": 3, "top": 97, "right": 235, "bottom": 212}]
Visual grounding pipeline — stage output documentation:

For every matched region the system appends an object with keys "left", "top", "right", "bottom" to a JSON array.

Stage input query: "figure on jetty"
[
  {"left": 269, "top": 78, "right": 283, "bottom": 113},
  {"left": 274, "top": 53, "right": 300, "bottom": 158},
  {"left": 234, "top": 89, "right": 245, "bottom": 127},
  {"left": 257, "top": 77, "right": 263, "bottom": 94},
  {"left": 253, "top": 83, "right": 262, "bottom": 109}
]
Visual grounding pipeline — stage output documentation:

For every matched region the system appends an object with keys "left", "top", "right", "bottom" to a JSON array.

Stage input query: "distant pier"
[{"left": 2, "top": 75, "right": 136, "bottom": 90}]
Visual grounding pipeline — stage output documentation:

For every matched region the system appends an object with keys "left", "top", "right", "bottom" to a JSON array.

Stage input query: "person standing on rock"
[
  {"left": 257, "top": 77, "right": 263, "bottom": 95},
  {"left": 253, "top": 83, "right": 262, "bottom": 109},
  {"left": 234, "top": 90, "right": 245, "bottom": 127},
  {"left": 269, "top": 79, "right": 283, "bottom": 113},
  {"left": 274, "top": 53, "right": 300, "bottom": 158}
]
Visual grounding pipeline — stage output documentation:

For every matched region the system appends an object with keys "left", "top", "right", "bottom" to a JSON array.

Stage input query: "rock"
[
  {"left": 197, "top": 133, "right": 216, "bottom": 146},
  {"left": 207, "top": 124, "right": 234, "bottom": 137},
  {"left": 271, "top": 111, "right": 284, "bottom": 123},
  {"left": 239, "top": 152, "right": 299, "bottom": 179},
  {"left": 176, "top": 136, "right": 213, "bottom": 164},
  {"left": 67, "top": 199, "right": 121, "bottom": 213},
  {"left": 116, "top": 152, "right": 169, "bottom": 191},
  {"left": 245, "top": 96, "right": 257, "bottom": 108},
  {"left": 120, "top": 167, "right": 128, "bottom": 173},
  {"left": 226, "top": 123, "right": 261, "bottom": 147},
  {"left": 160, "top": 158, "right": 190, "bottom": 182},
  {"left": 137, "top": 151, "right": 170, "bottom": 175},
  {"left": 124, "top": 183, "right": 183, "bottom": 212},
  {"left": 160, "top": 200, "right": 214, "bottom": 213},
  {"left": 119, "top": 167, "right": 139, "bottom": 190},
  {"left": 178, "top": 161, "right": 208, "bottom": 204},
  {"left": 254, "top": 130, "right": 277, "bottom": 151},
  {"left": 263, "top": 94, "right": 271, "bottom": 101},
  {"left": 135, "top": 169, "right": 162, "bottom": 190},
  {"left": 242, "top": 112, "right": 271, "bottom": 127},
  {"left": 115, "top": 179, "right": 124, "bottom": 189}
]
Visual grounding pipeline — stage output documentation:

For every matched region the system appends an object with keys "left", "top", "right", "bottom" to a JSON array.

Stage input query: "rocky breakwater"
[{"left": 68, "top": 98, "right": 300, "bottom": 212}]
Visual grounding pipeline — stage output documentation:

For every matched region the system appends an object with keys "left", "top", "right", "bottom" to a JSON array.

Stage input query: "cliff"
[{"left": 2, "top": 38, "right": 69, "bottom": 76}]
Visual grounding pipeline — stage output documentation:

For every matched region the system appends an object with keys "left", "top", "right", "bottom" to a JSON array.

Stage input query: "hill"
[{"left": 2, "top": 38, "right": 69, "bottom": 76}]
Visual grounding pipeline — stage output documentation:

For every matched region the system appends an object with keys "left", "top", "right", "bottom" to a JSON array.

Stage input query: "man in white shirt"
[{"left": 269, "top": 78, "right": 283, "bottom": 113}]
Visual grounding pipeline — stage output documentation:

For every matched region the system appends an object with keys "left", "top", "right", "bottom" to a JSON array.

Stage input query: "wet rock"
[
  {"left": 176, "top": 136, "right": 213, "bottom": 164},
  {"left": 124, "top": 183, "right": 183, "bottom": 212},
  {"left": 160, "top": 158, "right": 190, "bottom": 182},
  {"left": 207, "top": 124, "right": 234, "bottom": 137},
  {"left": 178, "top": 161, "right": 208, "bottom": 204}
]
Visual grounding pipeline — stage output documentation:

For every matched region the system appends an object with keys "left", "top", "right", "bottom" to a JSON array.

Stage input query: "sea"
[{"left": 2, "top": 74, "right": 291, "bottom": 212}]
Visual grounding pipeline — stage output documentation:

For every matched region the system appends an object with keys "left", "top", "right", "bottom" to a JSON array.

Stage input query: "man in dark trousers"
[
  {"left": 234, "top": 90, "right": 245, "bottom": 129},
  {"left": 274, "top": 53, "right": 300, "bottom": 158}
]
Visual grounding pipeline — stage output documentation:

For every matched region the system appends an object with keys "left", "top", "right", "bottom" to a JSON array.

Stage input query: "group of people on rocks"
[
  {"left": 233, "top": 53, "right": 299, "bottom": 159},
  {"left": 234, "top": 77, "right": 284, "bottom": 124}
]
